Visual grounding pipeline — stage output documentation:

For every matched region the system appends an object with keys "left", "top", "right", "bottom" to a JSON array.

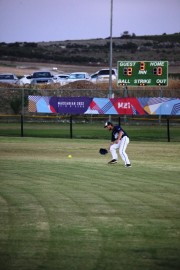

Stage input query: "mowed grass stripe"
[
  {"left": 0, "top": 160, "right": 103, "bottom": 269},
  {"left": 0, "top": 184, "right": 50, "bottom": 270},
  {"left": 0, "top": 138, "right": 180, "bottom": 270}
]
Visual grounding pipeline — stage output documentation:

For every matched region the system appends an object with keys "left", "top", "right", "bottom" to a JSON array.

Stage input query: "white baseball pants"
[{"left": 110, "top": 136, "right": 130, "bottom": 165}]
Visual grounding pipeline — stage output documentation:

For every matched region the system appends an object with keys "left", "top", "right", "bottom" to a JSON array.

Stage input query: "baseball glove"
[{"left": 99, "top": 148, "right": 108, "bottom": 155}]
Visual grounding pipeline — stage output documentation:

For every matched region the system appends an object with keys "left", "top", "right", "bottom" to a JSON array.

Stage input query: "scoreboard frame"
[{"left": 117, "top": 61, "right": 168, "bottom": 87}]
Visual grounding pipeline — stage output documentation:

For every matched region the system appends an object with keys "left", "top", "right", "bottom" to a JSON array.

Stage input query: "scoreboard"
[{"left": 117, "top": 61, "right": 168, "bottom": 87}]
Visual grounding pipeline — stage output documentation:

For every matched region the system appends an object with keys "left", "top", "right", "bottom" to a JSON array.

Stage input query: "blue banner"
[{"left": 28, "top": 96, "right": 180, "bottom": 115}]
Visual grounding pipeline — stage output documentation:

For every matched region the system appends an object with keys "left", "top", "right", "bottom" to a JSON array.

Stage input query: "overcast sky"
[{"left": 0, "top": 0, "right": 179, "bottom": 43}]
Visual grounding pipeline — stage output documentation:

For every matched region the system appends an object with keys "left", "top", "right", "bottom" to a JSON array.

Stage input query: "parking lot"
[{"left": 0, "top": 61, "right": 120, "bottom": 87}]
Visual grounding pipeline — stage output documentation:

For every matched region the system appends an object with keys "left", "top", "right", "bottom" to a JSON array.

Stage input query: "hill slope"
[{"left": 0, "top": 33, "right": 180, "bottom": 67}]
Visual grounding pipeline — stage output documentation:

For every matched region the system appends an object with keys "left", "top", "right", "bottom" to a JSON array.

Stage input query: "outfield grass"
[{"left": 0, "top": 137, "right": 180, "bottom": 270}]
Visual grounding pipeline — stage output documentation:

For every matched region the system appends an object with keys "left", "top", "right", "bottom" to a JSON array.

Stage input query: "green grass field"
[{"left": 0, "top": 137, "right": 180, "bottom": 270}]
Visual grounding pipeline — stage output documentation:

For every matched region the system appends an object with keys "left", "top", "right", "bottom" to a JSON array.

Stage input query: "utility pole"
[{"left": 109, "top": 0, "right": 113, "bottom": 99}]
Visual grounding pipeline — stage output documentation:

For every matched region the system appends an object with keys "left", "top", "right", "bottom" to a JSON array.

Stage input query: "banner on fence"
[{"left": 28, "top": 96, "right": 180, "bottom": 115}]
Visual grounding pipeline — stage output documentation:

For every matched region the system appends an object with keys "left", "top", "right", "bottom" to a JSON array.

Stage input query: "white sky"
[{"left": 0, "top": 0, "right": 179, "bottom": 43}]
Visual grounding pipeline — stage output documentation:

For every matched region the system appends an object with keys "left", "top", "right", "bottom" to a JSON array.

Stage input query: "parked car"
[
  {"left": 90, "top": 73, "right": 99, "bottom": 83},
  {"left": 18, "top": 74, "right": 32, "bottom": 86},
  {"left": 53, "top": 73, "right": 69, "bottom": 85},
  {"left": 30, "top": 71, "right": 54, "bottom": 85},
  {"left": 91, "top": 68, "right": 117, "bottom": 83},
  {"left": 62, "top": 72, "right": 90, "bottom": 85},
  {"left": 0, "top": 73, "right": 19, "bottom": 84}
]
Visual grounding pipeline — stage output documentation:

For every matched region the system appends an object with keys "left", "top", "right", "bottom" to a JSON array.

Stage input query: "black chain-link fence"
[{"left": 0, "top": 87, "right": 179, "bottom": 142}]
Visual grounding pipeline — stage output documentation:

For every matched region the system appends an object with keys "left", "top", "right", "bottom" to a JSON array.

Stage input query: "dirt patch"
[
  {"left": 0, "top": 60, "right": 102, "bottom": 77},
  {"left": 0, "top": 60, "right": 180, "bottom": 77}
]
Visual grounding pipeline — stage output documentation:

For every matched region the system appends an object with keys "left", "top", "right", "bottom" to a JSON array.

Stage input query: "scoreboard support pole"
[
  {"left": 123, "top": 85, "right": 129, "bottom": 97},
  {"left": 159, "top": 87, "right": 163, "bottom": 124},
  {"left": 159, "top": 87, "right": 163, "bottom": 98}
]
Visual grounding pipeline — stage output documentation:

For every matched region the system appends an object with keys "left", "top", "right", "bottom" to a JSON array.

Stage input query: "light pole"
[{"left": 109, "top": 0, "right": 113, "bottom": 98}]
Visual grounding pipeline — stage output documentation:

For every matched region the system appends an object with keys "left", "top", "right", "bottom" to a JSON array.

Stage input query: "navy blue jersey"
[{"left": 111, "top": 125, "right": 128, "bottom": 142}]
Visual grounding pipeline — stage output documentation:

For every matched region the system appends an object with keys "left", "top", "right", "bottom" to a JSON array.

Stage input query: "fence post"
[
  {"left": 70, "top": 115, "right": 73, "bottom": 139},
  {"left": 118, "top": 116, "right": 121, "bottom": 126},
  {"left": 21, "top": 88, "right": 24, "bottom": 137},
  {"left": 167, "top": 117, "right": 170, "bottom": 142}
]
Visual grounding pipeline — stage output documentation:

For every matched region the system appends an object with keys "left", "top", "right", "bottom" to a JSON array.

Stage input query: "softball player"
[{"left": 104, "top": 121, "right": 131, "bottom": 167}]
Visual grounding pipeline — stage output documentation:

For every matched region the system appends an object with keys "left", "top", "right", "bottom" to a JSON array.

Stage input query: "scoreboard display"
[{"left": 117, "top": 61, "right": 168, "bottom": 87}]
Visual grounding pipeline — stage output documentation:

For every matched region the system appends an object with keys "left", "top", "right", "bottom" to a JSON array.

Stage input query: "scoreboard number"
[
  {"left": 140, "top": 62, "right": 145, "bottom": 71},
  {"left": 117, "top": 61, "right": 168, "bottom": 87},
  {"left": 123, "top": 67, "right": 132, "bottom": 76},
  {"left": 153, "top": 67, "right": 163, "bottom": 76}
]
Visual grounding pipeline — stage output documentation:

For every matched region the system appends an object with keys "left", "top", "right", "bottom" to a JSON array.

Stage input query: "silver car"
[
  {"left": 91, "top": 68, "right": 117, "bottom": 83},
  {"left": 30, "top": 71, "right": 54, "bottom": 85},
  {"left": 62, "top": 72, "right": 90, "bottom": 85},
  {"left": 0, "top": 73, "right": 19, "bottom": 84}
]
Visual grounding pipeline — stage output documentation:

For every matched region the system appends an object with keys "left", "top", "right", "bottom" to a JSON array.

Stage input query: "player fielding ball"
[{"left": 102, "top": 121, "right": 131, "bottom": 167}]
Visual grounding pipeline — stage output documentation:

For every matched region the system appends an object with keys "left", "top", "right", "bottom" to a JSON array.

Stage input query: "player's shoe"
[
  {"left": 108, "top": 159, "right": 117, "bottom": 164},
  {"left": 125, "top": 164, "right": 132, "bottom": 167}
]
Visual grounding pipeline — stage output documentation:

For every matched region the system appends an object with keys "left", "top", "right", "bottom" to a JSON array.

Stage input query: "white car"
[
  {"left": 91, "top": 68, "right": 117, "bottom": 83},
  {"left": 90, "top": 73, "right": 99, "bottom": 83},
  {"left": 53, "top": 74, "right": 69, "bottom": 85},
  {"left": 18, "top": 75, "right": 32, "bottom": 86},
  {"left": 62, "top": 72, "right": 90, "bottom": 85}
]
